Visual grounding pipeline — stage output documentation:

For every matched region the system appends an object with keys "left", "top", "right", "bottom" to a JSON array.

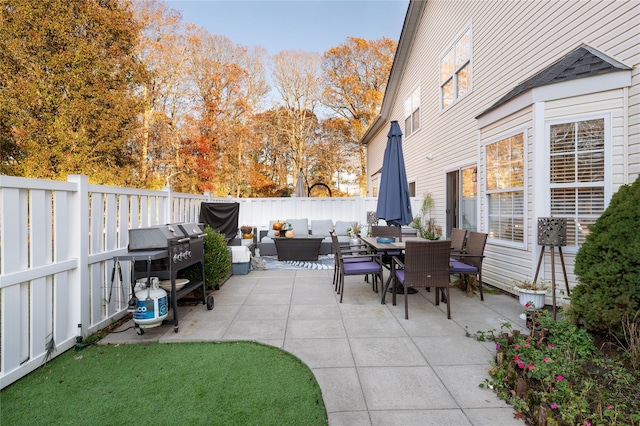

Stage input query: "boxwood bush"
[
  {"left": 180, "top": 226, "right": 231, "bottom": 290},
  {"left": 568, "top": 175, "right": 640, "bottom": 337}
]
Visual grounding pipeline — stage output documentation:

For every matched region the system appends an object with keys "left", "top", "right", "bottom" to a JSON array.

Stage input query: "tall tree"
[
  {"left": 310, "top": 117, "right": 359, "bottom": 195},
  {"left": 0, "top": 0, "right": 147, "bottom": 184},
  {"left": 182, "top": 31, "right": 269, "bottom": 195},
  {"left": 321, "top": 37, "right": 397, "bottom": 194},
  {"left": 130, "top": 0, "right": 192, "bottom": 188},
  {"left": 271, "top": 50, "right": 322, "bottom": 181}
]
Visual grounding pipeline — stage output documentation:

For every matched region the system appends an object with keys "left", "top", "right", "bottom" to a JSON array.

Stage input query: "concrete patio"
[{"left": 101, "top": 268, "right": 527, "bottom": 425}]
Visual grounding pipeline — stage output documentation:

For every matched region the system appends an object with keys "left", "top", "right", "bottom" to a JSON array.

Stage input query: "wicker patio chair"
[
  {"left": 331, "top": 232, "right": 383, "bottom": 302},
  {"left": 449, "top": 228, "right": 467, "bottom": 259},
  {"left": 370, "top": 225, "right": 403, "bottom": 265},
  {"left": 391, "top": 240, "right": 452, "bottom": 319},
  {"left": 449, "top": 231, "right": 487, "bottom": 301},
  {"left": 330, "top": 231, "right": 370, "bottom": 292}
]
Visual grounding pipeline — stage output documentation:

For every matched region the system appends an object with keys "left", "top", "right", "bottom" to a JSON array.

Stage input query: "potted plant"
[
  {"left": 513, "top": 278, "right": 550, "bottom": 311},
  {"left": 347, "top": 222, "right": 362, "bottom": 245},
  {"left": 410, "top": 193, "right": 442, "bottom": 240}
]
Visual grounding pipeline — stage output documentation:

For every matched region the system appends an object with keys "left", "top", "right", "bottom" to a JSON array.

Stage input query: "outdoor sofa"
[{"left": 257, "top": 219, "right": 354, "bottom": 256}]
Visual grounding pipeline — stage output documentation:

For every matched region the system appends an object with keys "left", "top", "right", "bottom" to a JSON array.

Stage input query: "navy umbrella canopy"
[{"left": 376, "top": 121, "right": 413, "bottom": 230}]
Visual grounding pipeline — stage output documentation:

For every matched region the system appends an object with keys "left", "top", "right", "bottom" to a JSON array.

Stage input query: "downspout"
[{"left": 623, "top": 87, "right": 629, "bottom": 184}]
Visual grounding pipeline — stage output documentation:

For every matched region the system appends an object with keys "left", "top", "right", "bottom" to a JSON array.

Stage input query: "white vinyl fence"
[{"left": 0, "top": 174, "right": 420, "bottom": 388}]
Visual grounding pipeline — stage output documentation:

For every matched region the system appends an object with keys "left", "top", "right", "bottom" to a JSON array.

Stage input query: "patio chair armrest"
[
  {"left": 456, "top": 254, "right": 485, "bottom": 260},
  {"left": 391, "top": 256, "right": 404, "bottom": 269},
  {"left": 342, "top": 247, "right": 371, "bottom": 255},
  {"left": 345, "top": 253, "right": 381, "bottom": 262}
]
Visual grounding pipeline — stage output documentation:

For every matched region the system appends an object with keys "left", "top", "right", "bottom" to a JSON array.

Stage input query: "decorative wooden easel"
[{"left": 532, "top": 217, "right": 571, "bottom": 320}]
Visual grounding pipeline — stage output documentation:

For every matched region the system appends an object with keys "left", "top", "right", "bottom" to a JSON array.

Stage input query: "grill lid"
[
  {"left": 177, "top": 222, "right": 205, "bottom": 239},
  {"left": 128, "top": 224, "right": 187, "bottom": 250}
]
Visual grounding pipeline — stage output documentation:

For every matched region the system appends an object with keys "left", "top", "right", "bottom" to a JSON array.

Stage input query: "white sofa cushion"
[
  {"left": 311, "top": 219, "right": 333, "bottom": 237},
  {"left": 286, "top": 218, "right": 309, "bottom": 236},
  {"left": 334, "top": 220, "right": 353, "bottom": 236}
]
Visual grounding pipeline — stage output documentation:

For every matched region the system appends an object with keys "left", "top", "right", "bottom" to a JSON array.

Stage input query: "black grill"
[{"left": 117, "top": 222, "right": 212, "bottom": 333}]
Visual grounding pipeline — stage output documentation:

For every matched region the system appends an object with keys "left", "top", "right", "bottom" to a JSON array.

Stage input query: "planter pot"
[{"left": 517, "top": 288, "right": 547, "bottom": 311}]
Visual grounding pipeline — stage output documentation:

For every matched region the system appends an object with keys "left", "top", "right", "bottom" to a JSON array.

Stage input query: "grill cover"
[{"left": 199, "top": 202, "right": 239, "bottom": 240}]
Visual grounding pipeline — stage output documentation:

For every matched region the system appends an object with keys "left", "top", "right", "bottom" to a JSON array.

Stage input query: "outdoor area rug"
[{"left": 254, "top": 254, "right": 335, "bottom": 271}]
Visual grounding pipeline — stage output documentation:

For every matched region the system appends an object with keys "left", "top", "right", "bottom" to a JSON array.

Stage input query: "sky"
[{"left": 165, "top": 0, "right": 410, "bottom": 55}]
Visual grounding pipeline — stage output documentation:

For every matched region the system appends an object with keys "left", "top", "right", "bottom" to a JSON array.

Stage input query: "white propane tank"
[{"left": 133, "top": 278, "right": 168, "bottom": 328}]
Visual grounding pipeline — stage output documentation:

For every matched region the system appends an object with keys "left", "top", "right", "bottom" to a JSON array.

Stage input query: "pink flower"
[
  {"left": 513, "top": 355, "right": 520, "bottom": 361},
  {"left": 526, "top": 338, "right": 531, "bottom": 343},
  {"left": 543, "top": 357, "right": 550, "bottom": 363},
  {"left": 527, "top": 363, "right": 534, "bottom": 371},
  {"left": 524, "top": 343, "right": 529, "bottom": 348},
  {"left": 550, "top": 403, "right": 558, "bottom": 409},
  {"left": 557, "top": 375, "right": 564, "bottom": 381},
  {"left": 607, "top": 405, "right": 613, "bottom": 409},
  {"left": 547, "top": 343, "right": 554, "bottom": 348},
  {"left": 514, "top": 345, "right": 521, "bottom": 349},
  {"left": 496, "top": 343, "right": 500, "bottom": 350},
  {"left": 518, "top": 362, "right": 525, "bottom": 369},
  {"left": 584, "top": 421, "right": 591, "bottom": 426}
]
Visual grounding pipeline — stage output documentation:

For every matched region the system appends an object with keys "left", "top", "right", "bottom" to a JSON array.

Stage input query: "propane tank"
[{"left": 133, "top": 277, "right": 168, "bottom": 328}]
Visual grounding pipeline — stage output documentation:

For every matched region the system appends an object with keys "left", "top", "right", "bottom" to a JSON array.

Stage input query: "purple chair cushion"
[
  {"left": 395, "top": 269, "right": 405, "bottom": 283},
  {"left": 449, "top": 259, "right": 477, "bottom": 274},
  {"left": 343, "top": 261, "right": 381, "bottom": 275}
]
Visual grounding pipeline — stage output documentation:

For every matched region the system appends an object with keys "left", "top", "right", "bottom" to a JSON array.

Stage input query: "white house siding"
[
  {"left": 365, "top": 0, "right": 639, "bottom": 298},
  {"left": 537, "top": 89, "right": 627, "bottom": 291},
  {"left": 478, "top": 106, "right": 534, "bottom": 292}
]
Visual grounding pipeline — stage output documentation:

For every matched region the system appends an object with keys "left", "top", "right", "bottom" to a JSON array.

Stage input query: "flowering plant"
[
  {"left": 347, "top": 222, "right": 362, "bottom": 238},
  {"left": 475, "top": 311, "right": 638, "bottom": 425},
  {"left": 512, "top": 278, "right": 551, "bottom": 292}
]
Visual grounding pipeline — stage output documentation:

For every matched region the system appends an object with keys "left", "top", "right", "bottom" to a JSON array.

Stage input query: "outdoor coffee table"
[{"left": 273, "top": 237, "right": 324, "bottom": 261}]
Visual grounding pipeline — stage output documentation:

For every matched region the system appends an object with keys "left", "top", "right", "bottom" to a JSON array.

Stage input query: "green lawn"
[{"left": 1, "top": 341, "right": 328, "bottom": 425}]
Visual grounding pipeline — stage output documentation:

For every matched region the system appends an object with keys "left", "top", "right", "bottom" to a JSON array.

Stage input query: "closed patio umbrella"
[
  {"left": 294, "top": 168, "right": 307, "bottom": 197},
  {"left": 376, "top": 121, "right": 413, "bottom": 236}
]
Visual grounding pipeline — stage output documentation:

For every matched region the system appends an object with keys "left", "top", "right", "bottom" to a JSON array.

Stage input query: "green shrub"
[
  {"left": 568, "top": 176, "right": 640, "bottom": 337},
  {"left": 181, "top": 226, "right": 231, "bottom": 289}
]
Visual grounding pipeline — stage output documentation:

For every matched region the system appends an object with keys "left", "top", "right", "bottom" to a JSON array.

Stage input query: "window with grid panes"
[
  {"left": 440, "top": 28, "right": 471, "bottom": 109},
  {"left": 486, "top": 133, "right": 525, "bottom": 243},
  {"left": 550, "top": 118, "right": 605, "bottom": 247},
  {"left": 404, "top": 86, "right": 420, "bottom": 137}
]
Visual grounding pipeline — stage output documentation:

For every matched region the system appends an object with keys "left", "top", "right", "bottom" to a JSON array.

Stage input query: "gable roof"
[
  {"left": 360, "top": 0, "right": 426, "bottom": 145},
  {"left": 477, "top": 44, "right": 631, "bottom": 118}
]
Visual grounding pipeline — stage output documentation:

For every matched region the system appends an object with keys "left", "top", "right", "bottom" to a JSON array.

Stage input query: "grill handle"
[{"left": 178, "top": 237, "right": 191, "bottom": 244}]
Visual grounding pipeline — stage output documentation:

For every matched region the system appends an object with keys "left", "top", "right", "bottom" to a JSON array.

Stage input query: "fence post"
[
  {"left": 67, "top": 175, "right": 89, "bottom": 339},
  {"left": 163, "top": 186, "right": 173, "bottom": 223}
]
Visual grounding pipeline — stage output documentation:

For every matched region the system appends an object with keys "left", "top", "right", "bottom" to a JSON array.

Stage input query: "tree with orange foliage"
[
  {"left": 321, "top": 36, "right": 397, "bottom": 194},
  {"left": 271, "top": 50, "right": 322, "bottom": 185},
  {"left": 1, "top": 0, "right": 147, "bottom": 185},
  {"left": 180, "top": 32, "right": 269, "bottom": 195},
  {"left": 131, "top": 0, "right": 192, "bottom": 189}
]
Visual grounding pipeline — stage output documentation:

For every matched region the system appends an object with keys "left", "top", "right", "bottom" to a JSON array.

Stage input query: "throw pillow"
[
  {"left": 334, "top": 220, "right": 352, "bottom": 236},
  {"left": 311, "top": 219, "right": 333, "bottom": 237}
]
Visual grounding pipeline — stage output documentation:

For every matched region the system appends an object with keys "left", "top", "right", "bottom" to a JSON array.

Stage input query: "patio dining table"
[{"left": 359, "top": 235, "right": 426, "bottom": 303}]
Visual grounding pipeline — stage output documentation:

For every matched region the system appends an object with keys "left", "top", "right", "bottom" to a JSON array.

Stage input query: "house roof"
[
  {"left": 360, "top": 0, "right": 426, "bottom": 146},
  {"left": 477, "top": 44, "right": 631, "bottom": 118}
]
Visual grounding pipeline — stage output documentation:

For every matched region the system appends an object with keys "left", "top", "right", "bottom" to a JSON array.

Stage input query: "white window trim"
[
  {"left": 543, "top": 112, "right": 612, "bottom": 254},
  {"left": 403, "top": 85, "right": 421, "bottom": 137},
  {"left": 439, "top": 23, "right": 473, "bottom": 112},
  {"left": 483, "top": 127, "right": 528, "bottom": 249}
]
